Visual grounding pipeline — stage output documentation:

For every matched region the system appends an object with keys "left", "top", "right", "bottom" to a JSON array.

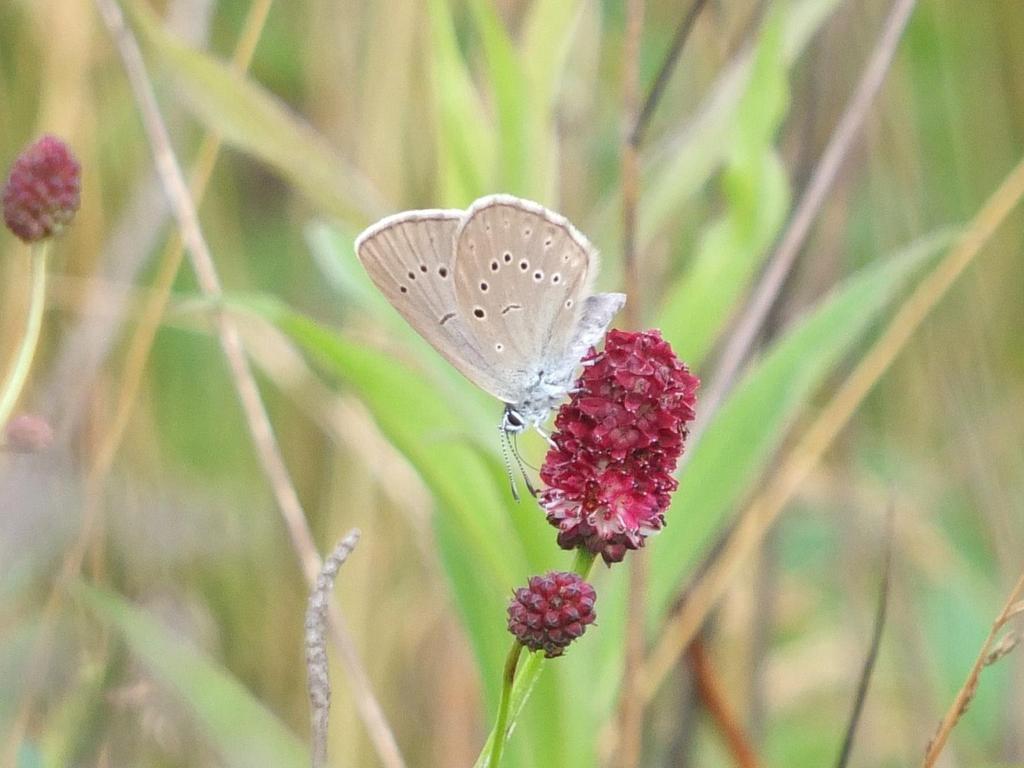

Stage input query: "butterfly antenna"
[
  {"left": 511, "top": 432, "right": 539, "bottom": 498},
  {"left": 499, "top": 425, "right": 521, "bottom": 502}
]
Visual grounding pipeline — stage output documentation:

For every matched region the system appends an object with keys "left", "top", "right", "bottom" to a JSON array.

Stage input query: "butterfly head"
[{"left": 501, "top": 405, "right": 527, "bottom": 435}]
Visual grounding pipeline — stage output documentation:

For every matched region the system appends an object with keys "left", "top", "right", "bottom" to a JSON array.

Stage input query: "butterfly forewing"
[
  {"left": 452, "top": 195, "right": 597, "bottom": 392},
  {"left": 355, "top": 210, "right": 514, "bottom": 400}
]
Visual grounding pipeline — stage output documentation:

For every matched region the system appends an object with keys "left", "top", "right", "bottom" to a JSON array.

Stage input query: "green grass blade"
[
  {"left": 235, "top": 297, "right": 528, "bottom": 706},
  {"left": 522, "top": 0, "right": 584, "bottom": 202},
  {"left": 426, "top": 0, "right": 496, "bottom": 204},
  {"left": 658, "top": 10, "right": 790, "bottom": 363},
  {"left": 122, "top": 0, "right": 386, "bottom": 225},
  {"left": 465, "top": 0, "right": 535, "bottom": 198},
  {"left": 648, "top": 228, "right": 959, "bottom": 620},
  {"left": 73, "top": 584, "right": 307, "bottom": 768},
  {"left": 588, "top": 0, "right": 841, "bottom": 253}
]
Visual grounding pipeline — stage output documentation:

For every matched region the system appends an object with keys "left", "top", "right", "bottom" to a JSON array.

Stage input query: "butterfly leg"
[
  {"left": 534, "top": 425, "right": 557, "bottom": 450},
  {"left": 499, "top": 426, "right": 522, "bottom": 502}
]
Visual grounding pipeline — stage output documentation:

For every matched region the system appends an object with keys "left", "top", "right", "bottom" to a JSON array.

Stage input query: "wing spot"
[
  {"left": 565, "top": 299, "right": 574, "bottom": 308},
  {"left": 552, "top": 273, "right": 561, "bottom": 284},
  {"left": 439, "top": 312, "right": 455, "bottom": 325},
  {"left": 490, "top": 260, "right": 499, "bottom": 272},
  {"left": 544, "top": 237, "right": 553, "bottom": 248},
  {"left": 480, "top": 281, "right": 489, "bottom": 292},
  {"left": 522, "top": 227, "right": 532, "bottom": 239},
  {"left": 419, "top": 264, "right": 428, "bottom": 273},
  {"left": 438, "top": 266, "right": 449, "bottom": 278},
  {"left": 562, "top": 252, "right": 570, "bottom": 262},
  {"left": 503, "top": 251, "right": 512, "bottom": 263},
  {"left": 519, "top": 260, "right": 529, "bottom": 271},
  {"left": 469, "top": 241, "right": 477, "bottom": 252},
  {"left": 473, "top": 307, "right": 486, "bottom": 319},
  {"left": 407, "top": 271, "right": 416, "bottom": 280},
  {"left": 399, "top": 285, "right": 408, "bottom": 294},
  {"left": 503, "top": 218, "right": 510, "bottom": 229},
  {"left": 533, "top": 270, "right": 544, "bottom": 282},
  {"left": 495, "top": 343, "right": 504, "bottom": 352},
  {"left": 502, "top": 304, "right": 523, "bottom": 314}
]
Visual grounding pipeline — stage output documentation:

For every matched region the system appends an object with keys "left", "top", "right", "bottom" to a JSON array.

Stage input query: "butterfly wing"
[
  {"left": 557, "top": 291, "right": 627, "bottom": 379},
  {"left": 452, "top": 195, "right": 600, "bottom": 400},
  {"left": 355, "top": 209, "right": 515, "bottom": 399}
]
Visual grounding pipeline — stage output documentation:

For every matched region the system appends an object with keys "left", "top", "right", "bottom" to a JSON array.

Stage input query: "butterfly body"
[{"left": 356, "top": 194, "right": 625, "bottom": 434}]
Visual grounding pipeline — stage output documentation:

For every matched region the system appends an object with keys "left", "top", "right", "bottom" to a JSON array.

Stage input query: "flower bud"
[
  {"left": 3, "top": 135, "right": 81, "bottom": 243},
  {"left": 507, "top": 571, "right": 597, "bottom": 658}
]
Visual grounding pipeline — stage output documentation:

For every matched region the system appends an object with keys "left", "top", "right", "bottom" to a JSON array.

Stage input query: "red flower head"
[
  {"left": 507, "top": 571, "right": 597, "bottom": 657},
  {"left": 3, "top": 135, "right": 81, "bottom": 243},
  {"left": 540, "top": 330, "right": 699, "bottom": 565}
]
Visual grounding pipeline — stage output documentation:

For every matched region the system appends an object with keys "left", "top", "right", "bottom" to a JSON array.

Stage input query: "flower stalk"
[
  {"left": 0, "top": 241, "right": 50, "bottom": 429},
  {"left": 486, "top": 641, "right": 524, "bottom": 768},
  {"left": 480, "top": 550, "right": 598, "bottom": 767}
]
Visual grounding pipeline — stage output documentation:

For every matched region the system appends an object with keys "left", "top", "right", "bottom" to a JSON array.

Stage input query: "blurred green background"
[{"left": 1, "top": 0, "right": 1023, "bottom": 766}]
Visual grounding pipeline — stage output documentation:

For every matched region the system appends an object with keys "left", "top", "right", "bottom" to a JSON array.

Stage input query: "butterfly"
[{"left": 355, "top": 194, "right": 626, "bottom": 440}]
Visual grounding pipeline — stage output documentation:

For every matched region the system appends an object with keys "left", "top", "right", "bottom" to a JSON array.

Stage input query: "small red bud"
[
  {"left": 507, "top": 572, "right": 596, "bottom": 658},
  {"left": 4, "top": 413, "right": 54, "bottom": 453},
  {"left": 3, "top": 135, "right": 81, "bottom": 243}
]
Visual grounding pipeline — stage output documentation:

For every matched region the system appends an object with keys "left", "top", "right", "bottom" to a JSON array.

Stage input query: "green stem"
[
  {"left": 0, "top": 241, "right": 49, "bottom": 430},
  {"left": 571, "top": 548, "right": 598, "bottom": 578},
  {"left": 486, "top": 641, "right": 523, "bottom": 768},
  {"left": 475, "top": 549, "right": 600, "bottom": 767}
]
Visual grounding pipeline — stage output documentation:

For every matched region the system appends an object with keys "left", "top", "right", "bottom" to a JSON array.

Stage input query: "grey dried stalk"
[{"left": 306, "top": 529, "right": 361, "bottom": 768}]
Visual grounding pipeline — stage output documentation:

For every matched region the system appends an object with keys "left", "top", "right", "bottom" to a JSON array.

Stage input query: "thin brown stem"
[
  {"left": 922, "top": 570, "right": 1024, "bottom": 767},
  {"left": 687, "top": 0, "right": 919, "bottom": 453},
  {"left": 629, "top": 0, "right": 710, "bottom": 148},
  {"left": 687, "top": 638, "right": 759, "bottom": 768},
  {"left": 92, "top": 2, "right": 405, "bottom": 766},
  {"left": 835, "top": 507, "right": 894, "bottom": 768},
  {"left": 617, "top": 1, "right": 646, "bottom": 765}
]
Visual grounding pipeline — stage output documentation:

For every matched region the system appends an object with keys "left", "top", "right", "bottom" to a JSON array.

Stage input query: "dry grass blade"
[
  {"left": 688, "top": 638, "right": 760, "bottom": 768},
  {"left": 922, "top": 571, "right": 1024, "bottom": 767},
  {"left": 689, "top": 0, "right": 919, "bottom": 449},
  {"left": 92, "top": 2, "right": 406, "bottom": 766},
  {"left": 640, "top": 151, "right": 1024, "bottom": 706}
]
